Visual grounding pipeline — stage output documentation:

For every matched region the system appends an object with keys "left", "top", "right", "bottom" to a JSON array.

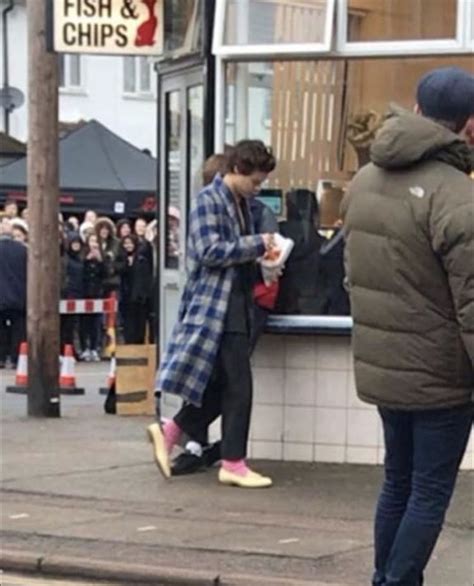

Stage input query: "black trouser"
[
  {"left": 174, "top": 333, "right": 253, "bottom": 460},
  {"left": 79, "top": 314, "right": 101, "bottom": 351},
  {"left": 123, "top": 302, "right": 149, "bottom": 344},
  {"left": 60, "top": 315, "right": 78, "bottom": 350},
  {"left": 0, "top": 309, "right": 26, "bottom": 363},
  {"left": 179, "top": 306, "right": 269, "bottom": 449}
]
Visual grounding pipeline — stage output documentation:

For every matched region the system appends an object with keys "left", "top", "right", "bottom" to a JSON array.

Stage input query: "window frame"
[
  {"left": 213, "top": 0, "right": 337, "bottom": 58},
  {"left": 58, "top": 54, "right": 85, "bottom": 93},
  {"left": 213, "top": 0, "right": 473, "bottom": 59},
  {"left": 337, "top": 0, "right": 467, "bottom": 56},
  {"left": 466, "top": 0, "right": 474, "bottom": 49},
  {"left": 122, "top": 56, "right": 155, "bottom": 99}
]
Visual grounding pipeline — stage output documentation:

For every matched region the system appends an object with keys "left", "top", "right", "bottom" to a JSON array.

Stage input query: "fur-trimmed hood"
[{"left": 95, "top": 217, "right": 117, "bottom": 239}]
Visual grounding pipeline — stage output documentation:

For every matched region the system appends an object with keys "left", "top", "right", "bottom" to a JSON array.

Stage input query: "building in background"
[{"left": 1, "top": 0, "right": 157, "bottom": 154}]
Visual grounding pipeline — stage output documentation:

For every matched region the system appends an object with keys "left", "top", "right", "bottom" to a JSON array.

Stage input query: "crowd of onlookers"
[{"left": 0, "top": 199, "right": 158, "bottom": 368}]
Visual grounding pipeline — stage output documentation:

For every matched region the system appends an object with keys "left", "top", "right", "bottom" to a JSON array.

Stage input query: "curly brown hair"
[{"left": 226, "top": 140, "right": 276, "bottom": 176}]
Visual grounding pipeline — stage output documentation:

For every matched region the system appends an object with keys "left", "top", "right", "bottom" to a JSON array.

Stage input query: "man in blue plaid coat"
[{"left": 148, "top": 140, "right": 276, "bottom": 488}]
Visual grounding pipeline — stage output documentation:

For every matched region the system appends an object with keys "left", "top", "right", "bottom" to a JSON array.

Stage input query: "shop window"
[
  {"left": 123, "top": 57, "right": 154, "bottom": 96},
  {"left": 188, "top": 85, "right": 205, "bottom": 194},
  {"left": 346, "top": 0, "right": 457, "bottom": 42},
  {"left": 58, "top": 54, "right": 82, "bottom": 90},
  {"left": 165, "top": 0, "right": 202, "bottom": 54},
  {"left": 223, "top": 55, "right": 474, "bottom": 317},
  {"left": 215, "top": 0, "right": 335, "bottom": 55},
  {"left": 165, "top": 90, "right": 182, "bottom": 269},
  {"left": 338, "top": 0, "right": 466, "bottom": 55},
  {"left": 214, "top": 0, "right": 471, "bottom": 58}
]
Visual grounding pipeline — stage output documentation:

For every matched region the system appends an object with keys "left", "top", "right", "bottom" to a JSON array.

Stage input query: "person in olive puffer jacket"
[{"left": 341, "top": 67, "right": 474, "bottom": 586}]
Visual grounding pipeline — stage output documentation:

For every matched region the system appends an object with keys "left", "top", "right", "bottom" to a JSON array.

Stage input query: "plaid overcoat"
[{"left": 156, "top": 175, "right": 266, "bottom": 407}]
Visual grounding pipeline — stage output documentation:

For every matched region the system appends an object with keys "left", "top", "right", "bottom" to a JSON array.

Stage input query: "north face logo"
[{"left": 409, "top": 186, "right": 425, "bottom": 199}]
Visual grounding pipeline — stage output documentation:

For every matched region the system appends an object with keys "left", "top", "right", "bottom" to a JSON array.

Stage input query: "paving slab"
[{"left": 1, "top": 364, "right": 473, "bottom": 585}]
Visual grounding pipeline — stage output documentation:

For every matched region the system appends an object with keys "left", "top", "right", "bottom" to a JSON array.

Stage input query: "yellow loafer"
[
  {"left": 147, "top": 423, "right": 171, "bottom": 479},
  {"left": 218, "top": 467, "right": 273, "bottom": 488}
]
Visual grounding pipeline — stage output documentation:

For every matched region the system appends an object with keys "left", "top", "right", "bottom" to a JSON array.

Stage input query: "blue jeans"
[{"left": 373, "top": 404, "right": 473, "bottom": 586}]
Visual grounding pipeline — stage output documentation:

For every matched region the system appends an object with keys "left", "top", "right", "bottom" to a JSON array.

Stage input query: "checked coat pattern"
[{"left": 156, "top": 175, "right": 266, "bottom": 407}]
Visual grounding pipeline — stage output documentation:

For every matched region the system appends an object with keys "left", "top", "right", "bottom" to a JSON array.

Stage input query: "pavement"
[{"left": 1, "top": 363, "right": 473, "bottom": 586}]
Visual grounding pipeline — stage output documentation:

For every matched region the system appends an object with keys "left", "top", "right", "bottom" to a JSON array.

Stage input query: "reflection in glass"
[
  {"left": 224, "top": 0, "right": 331, "bottom": 45},
  {"left": 347, "top": 0, "right": 457, "bottom": 42},
  {"left": 224, "top": 55, "right": 474, "bottom": 316},
  {"left": 276, "top": 189, "right": 350, "bottom": 315},
  {"left": 165, "top": 91, "right": 181, "bottom": 269},
  {"left": 188, "top": 86, "right": 205, "bottom": 198},
  {"left": 165, "top": 0, "right": 202, "bottom": 53}
]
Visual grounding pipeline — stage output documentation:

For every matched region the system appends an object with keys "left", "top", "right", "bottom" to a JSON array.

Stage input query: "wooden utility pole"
[{"left": 26, "top": 0, "right": 60, "bottom": 417}]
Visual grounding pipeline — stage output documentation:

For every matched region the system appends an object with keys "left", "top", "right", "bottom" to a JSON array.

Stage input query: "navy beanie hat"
[{"left": 417, "top": 67, "right": 474, "bottom": 130}]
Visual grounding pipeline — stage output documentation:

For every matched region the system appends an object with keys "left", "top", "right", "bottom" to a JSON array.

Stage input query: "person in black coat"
[
  {"left": 61, "top": 235, "right": 84, "bottom": 354},
  {"left": 276, "top": 189, "right": 323, "bottom": 314},
  {"left": 0, "top": 232, "right": 27, "bottom": 368},
  {"left": 95, "top": 217, "right": 126, "bottom": 298},
  {"left": 315, "top": 224, "right": 351, "bottom": 315},
  {"left": 120, "top": 235, "right": 153, "bottom": 344},
  {"left": 80, "top": 234, "right": 105, "bottom": 362}
]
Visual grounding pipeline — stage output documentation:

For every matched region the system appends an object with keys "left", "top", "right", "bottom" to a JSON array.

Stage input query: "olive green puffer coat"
[{"left": 341, "top": 106, "right": 473, "bottom": 410}]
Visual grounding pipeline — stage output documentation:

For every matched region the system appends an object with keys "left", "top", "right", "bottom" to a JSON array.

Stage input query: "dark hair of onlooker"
[
  {"left": 225, "top": 140, "right": 276, "bottom": 176},
  {"left": 202, "top": 154, "right": 228, "bottom": 185},
  {"left": 116, "top": 218, "right": 132, "bottom": 238},
  {"left": 121, "top": 234, "right": 138, "bottom": 250}
]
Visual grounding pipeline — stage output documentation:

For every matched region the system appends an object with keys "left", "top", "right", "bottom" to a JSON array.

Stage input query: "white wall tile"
[
  {"left": 250, "top": 440, "right": 283, "bottom": 460},
  {"left": 377, "top": 447, "right": 386, "bottom": 465},
  {"left": 314, "top": 408, "right": 347, "bottom": 445},
  {"left": 460, "top": 430, "right": 473, "bottom": 470},
  {"left": 314, "top": 445, "right": 346, "bottom": 464},
  {"left": 284, "top": 406, "right": 313, "bottom": 443},
  {"left": 250, "top": 405, "right": 284, "bottom": 442},
  {"left": 208, "top": 418, "right": 221, "bottom": 444},
  {"left": 465, "top": 430, "right": 473, "bottom": 453},
  {"left": 347, "top": 368, "right": 368, "bottom": 408},
  {"left": 254, "top": 367, "right": 285, "bottom": 405},
  {"left": 284, "top": 369, "right": 316, "bottom": 406},
  {"left": 347, "top": 446, "right": 378, "bottom": 465},
  {"left": 347, "top": 409, "right": 379, "bottom": 447},
  {"left": 460, "top": 452, "right": 473, "bottom": 470},
  {"left": 161, "top": 395, "right": 181, "bottom": 419},
  {"left": 377, "top": 419, "right": 385, "bottom": 448},
  {"left": 315, "top": 337, "right": 351, "bottom": 370},
  {"left": 253, "top": 335, "right": 286, "bottom": 368},
  {"left": 315, "top": 369, "right": 348, "bottom": 408},
  {"left": 283, "top": 442, "right": 313, "bottom": 462},
  {"left": 285, "top": 336, "right": 317, "bottom": 369}
]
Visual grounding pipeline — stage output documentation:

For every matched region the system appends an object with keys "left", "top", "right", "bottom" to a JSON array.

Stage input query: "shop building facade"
[{"left": 157, "top": 0, "right": 473, "bottom": 470}]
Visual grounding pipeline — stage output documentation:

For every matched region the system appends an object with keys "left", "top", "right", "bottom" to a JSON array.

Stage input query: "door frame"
[{"left": 157, "top": 63, "right": 210, "bottom": 354}]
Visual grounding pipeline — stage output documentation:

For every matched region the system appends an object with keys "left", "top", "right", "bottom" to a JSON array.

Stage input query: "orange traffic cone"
[
  {"left": 99, "top": 355, "right": 116, "bottom": 395},
  {"left": 59, "top": 345, "right": 85, "bottom": 395},
  {"left": 6, "top": 342, "right": 28, "bottom": 394}
]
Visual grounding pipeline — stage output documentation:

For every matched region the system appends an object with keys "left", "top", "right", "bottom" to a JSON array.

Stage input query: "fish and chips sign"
[{"left": 50, "top": 0, "right": 164, "bottom": 55}]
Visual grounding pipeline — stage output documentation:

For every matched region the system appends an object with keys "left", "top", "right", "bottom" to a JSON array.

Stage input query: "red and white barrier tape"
[{"left": 59, "top": 298, "right": 117, "bottom": 315}]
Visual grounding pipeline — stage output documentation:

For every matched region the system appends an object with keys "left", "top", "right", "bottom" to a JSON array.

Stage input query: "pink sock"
[
  {"left": 163, "top": 420, "right": 182, "bottom": 453},
  {"left": 222, "top": 459, "right": 249, "bottom": 477}
]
